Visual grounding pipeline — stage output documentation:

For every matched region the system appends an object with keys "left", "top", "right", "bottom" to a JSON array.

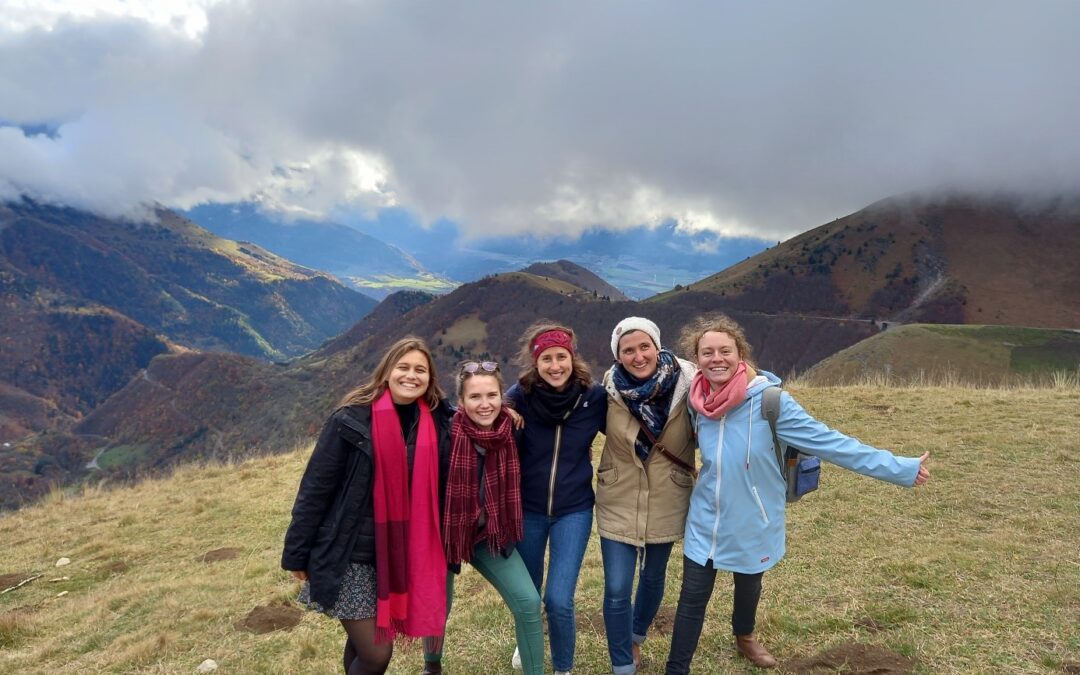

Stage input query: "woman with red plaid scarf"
[{"left": 442, "top": 360, "right": 545, "bottom": 675}]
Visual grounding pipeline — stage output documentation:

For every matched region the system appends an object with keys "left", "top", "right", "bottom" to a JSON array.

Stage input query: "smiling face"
[
  {"left": 696, "top": 331, "right": 741, "bottom": 389},
  {"left": 460, "top": 374, "right": 502, "bottom": 428},
  {"left": 617, "top": 330, "right": 659, "bottom": 380},
  {"left": 386, "top": 349, "right": 431, "bottom": 404},
  {"left": 536, "top": 346, "right": 573, "bottom": 390}
]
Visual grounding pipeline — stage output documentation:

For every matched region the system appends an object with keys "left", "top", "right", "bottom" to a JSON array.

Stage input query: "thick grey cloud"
[{"left": 1, "top": 0, "right": 1078, "bottom": 239}]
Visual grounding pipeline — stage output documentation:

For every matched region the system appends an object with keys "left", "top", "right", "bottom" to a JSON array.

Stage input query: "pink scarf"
[
  {"left": 689, "top": 362, "right": 748, "bottom": 420},
  {"left": 370, "top": 390, "right": 447, "bottom": 644}
]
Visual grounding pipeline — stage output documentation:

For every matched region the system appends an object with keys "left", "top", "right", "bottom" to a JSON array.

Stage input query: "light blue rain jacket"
[{"left": 683, "top": 369, "right": 920, "bottom": 574}]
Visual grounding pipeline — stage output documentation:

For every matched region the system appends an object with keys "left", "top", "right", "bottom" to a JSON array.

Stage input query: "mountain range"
[
  {"left": 183, "top": 203, "right": 456, "bottom": 299},
  {"left": 2, "top": 191, "right": 1078, "bottom": 510},
  {"left": 0, "top": 199, "right": 375, "bottom": 440},
  {"left": 186, "top": 203, "right": 773, "bottom": 299}
]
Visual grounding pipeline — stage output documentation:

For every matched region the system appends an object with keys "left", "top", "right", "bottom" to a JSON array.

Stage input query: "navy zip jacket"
[{"left": 506, "top": 382, "right": 607, "bottom": 517}]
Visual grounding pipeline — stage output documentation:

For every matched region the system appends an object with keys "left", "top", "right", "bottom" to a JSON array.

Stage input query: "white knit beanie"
[{"left": 610, "top": 317, "right": 662, "bottom": 359}]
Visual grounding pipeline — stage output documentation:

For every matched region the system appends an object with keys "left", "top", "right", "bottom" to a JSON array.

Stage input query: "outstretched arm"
[{"left": 775, "top": 391, "right": 923, "bottom": 487}]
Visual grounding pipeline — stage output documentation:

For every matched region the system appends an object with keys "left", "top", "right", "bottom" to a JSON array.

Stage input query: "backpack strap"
[{"left": 761, "top": 386, "right": 784, "bottom": 472}]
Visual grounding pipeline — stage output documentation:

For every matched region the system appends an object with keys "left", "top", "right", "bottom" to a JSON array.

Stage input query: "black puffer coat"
[{"left": 281, "top": 400, "right": 453, "bottom": 608}]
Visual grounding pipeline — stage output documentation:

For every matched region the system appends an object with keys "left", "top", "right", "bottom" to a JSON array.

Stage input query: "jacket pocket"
[
  {"left": 751, "top": 486, "right": 770, "bottom": 525},
  {"left": 597, "top": 465, "right": 618, "bottom": 486},
  {"left": 669, "top": 468, "right": 694, "bottom": 489}
]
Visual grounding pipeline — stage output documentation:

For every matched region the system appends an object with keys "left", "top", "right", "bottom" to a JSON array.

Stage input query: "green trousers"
[{"left": 434, "top": 543, "right": 545, "bottom": 674}]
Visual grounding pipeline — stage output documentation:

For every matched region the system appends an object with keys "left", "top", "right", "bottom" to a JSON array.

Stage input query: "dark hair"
[
  {"left": 677, "top": 314, "right": 755, "bottom": 367},
  {"left": 455, "top": 361, "right": 506, "bottom": 401},
  {"left": 338, "top": 336, "right": 445, "bottom": 410},
  {"left": 515, "top": 320, "right": 592, "bottom": 393}
]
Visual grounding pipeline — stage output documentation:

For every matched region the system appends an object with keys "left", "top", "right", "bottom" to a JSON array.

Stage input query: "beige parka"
[{"left": 595, "top": 357, "right": 697, "bottom": 546}]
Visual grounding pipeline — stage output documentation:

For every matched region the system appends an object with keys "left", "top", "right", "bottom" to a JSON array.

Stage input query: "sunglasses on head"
[{"left": 461, "top": 361, "right": 499, "bottom": 374}]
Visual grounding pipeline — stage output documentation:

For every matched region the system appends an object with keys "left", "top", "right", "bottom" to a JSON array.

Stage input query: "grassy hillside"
[
  {"left": 651, "top": 193, "right": 1080, "bottom": 329},
  {"left": 803, "top": 324, "right": 1080, "bottom": 386},
  {"left": 3, "top": 386, "right": 1077, "bottom": 674},
  {"left": 522, "top": 260, "right": 630, "bottom": 301}
]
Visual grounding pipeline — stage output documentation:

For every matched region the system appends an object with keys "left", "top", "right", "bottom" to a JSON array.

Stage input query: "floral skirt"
[{"left": 297, "top": 562, "right": 377, "bottom": 620}]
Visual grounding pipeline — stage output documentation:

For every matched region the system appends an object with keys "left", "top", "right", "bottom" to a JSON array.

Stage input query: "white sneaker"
[
  {"left": 511, "top": 646, "right": 522, "bottom": 670},
  {"left": 554, "top": 671, "right": 571, "bottom": 675}
]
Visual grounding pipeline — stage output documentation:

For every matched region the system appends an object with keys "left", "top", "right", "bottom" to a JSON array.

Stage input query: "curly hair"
[{"left": 677, "top": 314, "right": 755, "bottom": 367}]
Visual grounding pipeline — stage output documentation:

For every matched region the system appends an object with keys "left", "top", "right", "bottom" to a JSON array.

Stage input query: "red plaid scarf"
[
  {"left": 443, "top": 409, "right": 523, "bottom": 565},
  {"left": 370, "top": 390, "right": 447, "bottom": 644}
]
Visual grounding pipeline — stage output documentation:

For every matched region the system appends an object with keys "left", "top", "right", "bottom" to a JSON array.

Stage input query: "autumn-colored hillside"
[{"left": 655, "top": 193, "right": 1080, "bottom": 328}]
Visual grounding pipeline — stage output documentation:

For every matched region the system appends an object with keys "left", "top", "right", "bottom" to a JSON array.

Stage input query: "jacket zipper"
[
  {"left": 707, "top": 417, "right": 725, "bottom": 561},
  {"left": 547, "top": 423, "right": 563, "bottom": 516}
]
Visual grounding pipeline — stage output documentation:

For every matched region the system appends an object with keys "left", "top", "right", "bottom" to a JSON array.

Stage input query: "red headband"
[{"left": 530, "top": 330, "right": 574, "bottom": 360}]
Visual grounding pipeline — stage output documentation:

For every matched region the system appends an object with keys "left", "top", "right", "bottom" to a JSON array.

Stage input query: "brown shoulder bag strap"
[{"left": 636, "top": 419, "right": 697, "bottom": 479}]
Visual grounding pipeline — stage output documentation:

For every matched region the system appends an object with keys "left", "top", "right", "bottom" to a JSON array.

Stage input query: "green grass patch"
[{"left": 95, "top": 444, "right": 152, "bottom": 470}]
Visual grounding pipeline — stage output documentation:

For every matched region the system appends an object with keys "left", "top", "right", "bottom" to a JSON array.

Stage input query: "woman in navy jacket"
[
  {"left": 282, "top": 336, "right": 454, "bottom": 675},
  {"left": 505, "top": 321, "right": 606, "bottom": 675}
]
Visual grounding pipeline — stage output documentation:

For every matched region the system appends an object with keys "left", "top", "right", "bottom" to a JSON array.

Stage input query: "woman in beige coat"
[{"left": 596, "top": 317, "right": 696, "bottom": 674}]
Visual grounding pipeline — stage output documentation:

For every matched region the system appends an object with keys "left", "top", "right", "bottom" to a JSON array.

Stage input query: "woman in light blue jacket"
[{"left": 664, "top": 314, "right": 930, "bottom": 672}]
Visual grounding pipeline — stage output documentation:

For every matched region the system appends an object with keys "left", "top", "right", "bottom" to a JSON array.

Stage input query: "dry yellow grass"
[{"left": 1, "top": 385, "right": 1077, "bottom": 673}]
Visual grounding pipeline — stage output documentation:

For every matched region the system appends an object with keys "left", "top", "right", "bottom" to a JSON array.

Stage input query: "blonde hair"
[
  {"left": 678, "top": 314, "right": 755, "bottom": 367},
  {"left": 515, "top": 320, "right": 593, "bottom": 393},
  {"left": 338, "top": 336, "right": 445, "bottom": 409}
]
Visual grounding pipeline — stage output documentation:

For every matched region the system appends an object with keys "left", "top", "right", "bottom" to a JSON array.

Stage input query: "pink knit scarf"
[{"left": 689, "top": 362, "right": 748, "bottom": 420}]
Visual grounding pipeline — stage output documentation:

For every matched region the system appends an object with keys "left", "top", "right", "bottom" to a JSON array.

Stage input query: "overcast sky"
[{"left": 1, "top": 0, "right": 1078, "bottom": 240}]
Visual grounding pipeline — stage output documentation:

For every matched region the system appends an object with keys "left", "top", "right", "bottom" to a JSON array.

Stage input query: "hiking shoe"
[{"left": 735, "top": 634, "right": 777, "bottom": 668}]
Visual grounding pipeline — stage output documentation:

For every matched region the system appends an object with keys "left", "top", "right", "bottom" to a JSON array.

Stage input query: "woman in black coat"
[{"left": 282, "top": 336, "right": 454, "bottom": 675}]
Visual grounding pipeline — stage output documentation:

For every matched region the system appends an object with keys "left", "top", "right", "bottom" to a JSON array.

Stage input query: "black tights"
[
  {"left": 340, "top": 619, "right": 392, "bottom": 675},
  {"left": 339, "top": 620, "right": 444, "bottom": 674}
]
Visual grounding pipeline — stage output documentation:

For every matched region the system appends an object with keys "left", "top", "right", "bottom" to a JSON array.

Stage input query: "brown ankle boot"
[
  {"left": 735, "top": 634, "right": 777, "bottom": 668},
  {"left": 422, "top": 660, "right": 442, "bottom": 674}
]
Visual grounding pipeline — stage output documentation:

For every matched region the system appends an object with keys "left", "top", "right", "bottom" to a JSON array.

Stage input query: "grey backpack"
[{"left": 761, "top": 387, "right": 821, "bottom": 503}]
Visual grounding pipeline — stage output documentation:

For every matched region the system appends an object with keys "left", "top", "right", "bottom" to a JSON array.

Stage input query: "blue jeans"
[
  {"left": 601, "top": 537, "right": 675, "bottom": 675},
  {"left": 516, "top": 508, "right": 593, "bottom": 672}
]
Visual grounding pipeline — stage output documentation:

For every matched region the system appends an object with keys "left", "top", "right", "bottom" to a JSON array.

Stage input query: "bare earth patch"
[
  {"left": 201, "top": 548, "right": 239, "bottom": 563},
  {"left": 576, "top": 610, "right": 604, "bottom": 634},
  {"left": 784, "top": 643, "right": 915, "bottom": 674},
  {"left": 236, "top": 604, "right": 302, "bottom": 634},
  {"left": 0, "top": 573, "right": 33, "bottom": 589},
  {"left": 650, "top": 605, "right": 677, "bottom": 636},
  {"left": 102, "top": 560, "right": 129, "bottom": 574}
]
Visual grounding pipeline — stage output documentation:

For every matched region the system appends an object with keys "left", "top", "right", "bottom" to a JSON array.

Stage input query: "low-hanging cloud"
[{"left": 2, "top": 0, "right": 1078, "bottom": 240}]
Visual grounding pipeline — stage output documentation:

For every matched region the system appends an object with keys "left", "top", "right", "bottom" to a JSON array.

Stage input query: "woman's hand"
[
  {"left": 913, "top": 451, "right": 930, "bottom": 486},
  {"left": 505, "top": 405, "right": 525, "bottom": 430},
  {"left": 291, "top": 570, "right": 309, "bottom": 582}
]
